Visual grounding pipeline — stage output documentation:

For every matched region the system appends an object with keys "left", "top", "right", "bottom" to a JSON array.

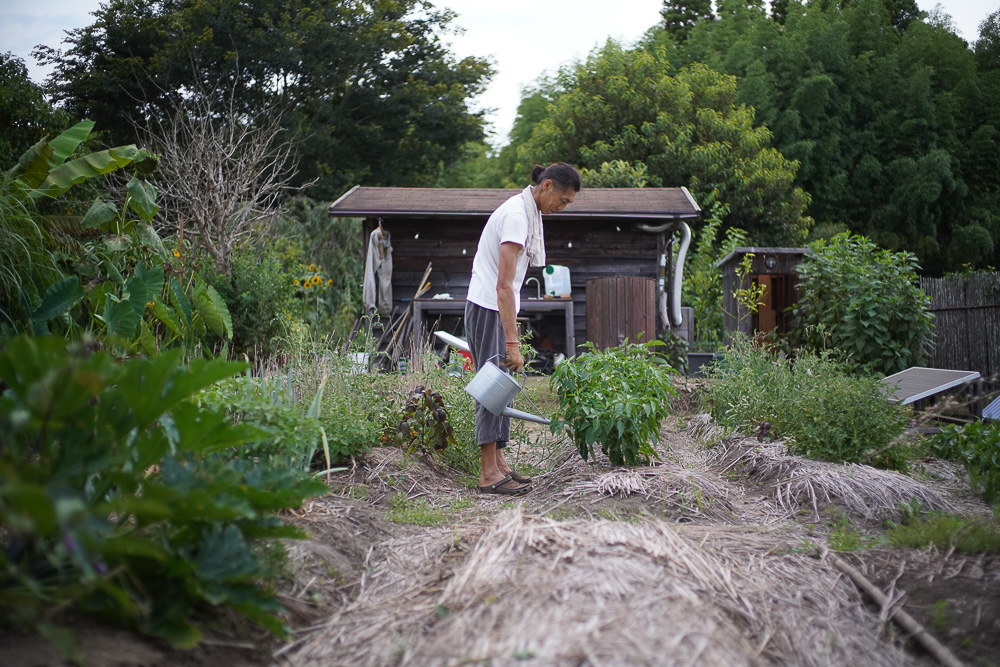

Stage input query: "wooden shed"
[
  {"left": 329, "top": 186, "right": 701, "bottom": 357},
  {"left": 716, "top": 247, "right": 811, "bottom": 344}
]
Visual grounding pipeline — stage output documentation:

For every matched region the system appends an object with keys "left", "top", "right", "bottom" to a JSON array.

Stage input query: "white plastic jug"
[{"left": 543, "top": 264, "right": 571, "bottom": 297}]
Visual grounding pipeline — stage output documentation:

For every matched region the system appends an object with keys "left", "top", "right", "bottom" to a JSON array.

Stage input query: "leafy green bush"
[
  {"left": 929, "top": 421, "right": 1000, "bottom": 504},
  {"left": 550, "top": 340, "right": 677, "bottom": 466},
  {"left": 0, "top": 336, "right": 326, "bottom": 650},
  {"left": 196, "top": 373, "right": 325, "bottom": 470},
  {"left": 206, "top": 247, "right": 296, "bottom": 360},
  {"left": 792, "top": 233, "right": 934, "bottom": 375},
  {"left": 1, "top": 120, "right": 233, "bottom": 359},
  {"left": 708, "top": 337, "right": 912, "bottom": 469}
]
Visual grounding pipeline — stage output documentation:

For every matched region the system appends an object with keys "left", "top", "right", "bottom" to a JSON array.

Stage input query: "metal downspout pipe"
[{"left": 636, "top": 221, "right": 692, "bottom": 329}]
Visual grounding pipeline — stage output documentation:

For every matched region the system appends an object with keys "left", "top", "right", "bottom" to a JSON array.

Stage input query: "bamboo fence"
[{"left": 921, "top": 272, "right": 1000, "bottom": 385}]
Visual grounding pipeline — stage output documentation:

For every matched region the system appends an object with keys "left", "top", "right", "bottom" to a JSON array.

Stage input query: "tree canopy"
[
  {"left": 0, "top": 53, "right": 64, "bottom": 169},
  {"left": 37, "top": 0, "right": 495, "bottom": 199},
  {"left": 507, "top": 42, "right": 812, "bottom": 246},
  {"left": 648, "top": 0, "right": 1000, "bottom": 273}
]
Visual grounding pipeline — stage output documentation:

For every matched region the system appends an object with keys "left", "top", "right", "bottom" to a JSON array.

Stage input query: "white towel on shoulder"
[{"left": 521, "top": 186, "right": 545, "bottom": 267}]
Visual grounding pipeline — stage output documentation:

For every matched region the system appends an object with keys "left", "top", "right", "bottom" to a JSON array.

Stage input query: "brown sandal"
[
  {"left": 478, "top": 472, "right": 531, "bottom": 496},
  {"left": 509, "top": 470, "right": 532, "bottom": 484}
]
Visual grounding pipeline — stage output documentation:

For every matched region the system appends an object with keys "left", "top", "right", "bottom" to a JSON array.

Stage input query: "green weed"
[
  {"left": 929, "top": 600, "right": 953, "bottom": 632},
  {"left": 386, "top": 495, "right": 473, "bottom": 526},
  {"left": 885, "top": 513, "right": 1000, "bottom": 553},
  {"left": 928, "top": 421, "right": 1000, "bottom": 504},
  {"left": 708, "top": 336, "right": 911, "bottom": 469},
  {"left": 387, "top": 495, "right": 448, "bottom": 526}
]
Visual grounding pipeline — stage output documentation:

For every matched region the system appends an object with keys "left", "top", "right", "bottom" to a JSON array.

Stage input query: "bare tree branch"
[{"left": 143, "top": 79, "right": 309, "bottom": 273}]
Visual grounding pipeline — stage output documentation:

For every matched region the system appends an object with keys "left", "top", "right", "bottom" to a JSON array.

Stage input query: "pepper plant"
[{"left": 550, "top": 339, "right": 676, "bottom": 466}]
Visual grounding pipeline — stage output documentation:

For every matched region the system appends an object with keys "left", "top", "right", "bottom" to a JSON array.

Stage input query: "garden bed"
[{"left": 4, "top": 399, "right": 998, "bottom": 667}]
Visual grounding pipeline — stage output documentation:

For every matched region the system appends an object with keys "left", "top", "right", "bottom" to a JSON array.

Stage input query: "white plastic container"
[{"left": 543, "top": 264, "right": 571, "bottom": 297}]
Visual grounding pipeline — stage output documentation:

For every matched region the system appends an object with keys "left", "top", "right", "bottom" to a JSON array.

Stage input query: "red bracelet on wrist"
[{"left": 505, "top": 341, "right": 519, "bottom": 346}]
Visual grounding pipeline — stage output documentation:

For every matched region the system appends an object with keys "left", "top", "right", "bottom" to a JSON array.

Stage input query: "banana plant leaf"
[
  {"left": 81, "top": 199, "right": 119, "bottom": 230},
  {"left": 47, "top": 120, "right": 95, "bottom": 168},
  {"left": 126, "top": 177, "right": 159, "bottom": 222},
  {"left": 30, "top": 145, "right": 139, "bottom": 201}
]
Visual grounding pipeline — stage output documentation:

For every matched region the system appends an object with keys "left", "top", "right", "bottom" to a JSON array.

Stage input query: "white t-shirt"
[{"left": 467, "top": 191, "right": 535, "bottom": 312}]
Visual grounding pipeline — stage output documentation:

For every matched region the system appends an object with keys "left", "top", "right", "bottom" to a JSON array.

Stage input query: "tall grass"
[
  {"left": 707, "top": 336, "right": 912, "bottom": 469},
  {"left": 0, "top": 184, "right": 58, "bottom": 326}
]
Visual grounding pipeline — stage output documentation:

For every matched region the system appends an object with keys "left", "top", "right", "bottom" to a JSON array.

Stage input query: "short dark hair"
[{"left": 531, "top": 162, "right": 582, "bottom": 192}]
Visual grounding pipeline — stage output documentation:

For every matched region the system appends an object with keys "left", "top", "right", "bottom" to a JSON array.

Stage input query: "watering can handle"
[
  {"left": 485, "top": 352, "right": 527, "bottom": 390},
  {"left": 484, "top": 352, "right": 544, "bottom": 415}
]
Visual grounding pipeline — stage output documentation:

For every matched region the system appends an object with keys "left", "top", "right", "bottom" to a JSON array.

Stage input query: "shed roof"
[
  {"left": 715, "top": 247, "right": 811, "bottom": 268},
  {"left": 328, "top": 186, "right": 701, "bottom": 221}
]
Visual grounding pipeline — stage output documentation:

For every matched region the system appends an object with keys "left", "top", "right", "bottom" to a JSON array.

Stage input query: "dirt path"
[{"left": 278, "top": 414, "right": 999, "bottom": 667}]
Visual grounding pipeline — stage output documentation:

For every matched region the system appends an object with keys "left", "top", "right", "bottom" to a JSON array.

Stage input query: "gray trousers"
[{"left": 465, "top": 301, "right": 510, "bottom": 448}]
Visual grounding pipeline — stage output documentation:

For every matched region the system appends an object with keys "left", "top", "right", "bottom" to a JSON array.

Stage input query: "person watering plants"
[{"left": 465, "top": 162, "right": 582, "bottom": 496}]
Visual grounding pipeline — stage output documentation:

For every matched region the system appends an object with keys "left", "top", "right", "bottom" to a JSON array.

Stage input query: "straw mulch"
[
  {"left": 292, "top": 508, "right": 914, "bottom": 666},
  {"left": 689, "top": 414, "right": 955, "bottom": 522}
]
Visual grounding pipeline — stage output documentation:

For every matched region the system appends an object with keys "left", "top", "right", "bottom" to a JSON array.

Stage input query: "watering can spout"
[{"left": 502, "top": 407, "right": 550, "bottom": 425}]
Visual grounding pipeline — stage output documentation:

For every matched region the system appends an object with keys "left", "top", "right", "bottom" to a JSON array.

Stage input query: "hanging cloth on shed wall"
[{"left": 363, "top": 226, "right": 393, "bottom": 316}]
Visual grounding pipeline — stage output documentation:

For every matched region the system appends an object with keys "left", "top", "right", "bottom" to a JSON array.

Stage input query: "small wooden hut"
[
  {"left": 329, "top": 187, "right": 701, "bottom": 357},
  {"left": 716, "top": 247, "right": 810, "bottom": 344}
]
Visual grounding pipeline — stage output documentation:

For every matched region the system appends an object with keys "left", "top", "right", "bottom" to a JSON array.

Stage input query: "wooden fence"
[{"left": 921, "top": 272, "right": 1000, "bottom": 383}]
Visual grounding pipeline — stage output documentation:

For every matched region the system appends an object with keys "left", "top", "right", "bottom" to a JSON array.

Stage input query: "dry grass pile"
[
  {"left": 294, "top": 509, "right": 913, "bottom": 666},
  {"left": 338, "top": 446, "right": 470, "bottom": 506},
  {"left": 700, "top": 424, "right": 954, "bottom": 522},
  {"left": 559, "top": 464, "right": 734, "bottom": 519}
]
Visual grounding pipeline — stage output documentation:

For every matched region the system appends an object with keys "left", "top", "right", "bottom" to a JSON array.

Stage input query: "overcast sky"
[{"left": 1, "top": 0, "right": 994, "bottom": 145}]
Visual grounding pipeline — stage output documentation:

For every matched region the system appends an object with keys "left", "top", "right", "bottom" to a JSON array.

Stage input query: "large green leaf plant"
[{"left": 0, "top": 336, "right": 327, "bottom": 651}]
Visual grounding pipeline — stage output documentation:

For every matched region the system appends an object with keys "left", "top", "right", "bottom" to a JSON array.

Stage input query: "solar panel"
[
  {"left": 984, "top": 395, "right": 1000, "bottom": 421},
  {"left": 881, "top": 367, "right": 982, "bottom": 405}
]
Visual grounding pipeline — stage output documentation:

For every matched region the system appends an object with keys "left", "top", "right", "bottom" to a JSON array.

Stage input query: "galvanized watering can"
[{"left": 464, "top": 355, "right": 550, "bottom": 425}]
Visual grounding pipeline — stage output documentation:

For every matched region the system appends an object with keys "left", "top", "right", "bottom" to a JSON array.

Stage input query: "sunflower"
[
  {"left": 327, "top": 279, "right": 333, "bottom": 287},
  {"left": 312, "top": 275, "right": 321, "bottom": 284},
  {"left": 172, "top": 249, "right": 180, "bottom": 258},
  {"left": 304, "top": 281, "right": 312, "bottom": 289},
  {"left": 308, "top": 263, "right": 315, "bottom": 272},
  {"left": 294, "top": 279, "right": 300, "bottom": 287}
]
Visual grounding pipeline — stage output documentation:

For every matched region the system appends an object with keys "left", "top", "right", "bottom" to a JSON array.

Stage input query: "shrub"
[
  {"left": 792, "top": 233, "right": 934, "bottom": 375},
  {"left": 0, "top": 336, "right": 326, "bottom": 650},
  {"left": 195, "top": 372, "right": 325, "bottom": 471},
  {"left": 708, "top": 336, "right": 912, "bottom": 469},
  {"left": 207, "top": 247, "right": 296, "bottom": 360},
  {"left": 550, "top": 340, "right": 677, "bottom": 466},
  {"left": 929, "top": 421, "right": 1000, "bottom": 504}
]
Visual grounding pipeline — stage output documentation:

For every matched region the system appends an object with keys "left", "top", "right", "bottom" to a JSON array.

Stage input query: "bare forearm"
[{"left": 497, "top": 286, "right": 519, "bottom": 343}]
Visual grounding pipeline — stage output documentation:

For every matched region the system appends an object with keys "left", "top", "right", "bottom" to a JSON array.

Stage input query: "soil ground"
[{"left": 3, "top": 380, "right": 999, "bottom": 666}]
